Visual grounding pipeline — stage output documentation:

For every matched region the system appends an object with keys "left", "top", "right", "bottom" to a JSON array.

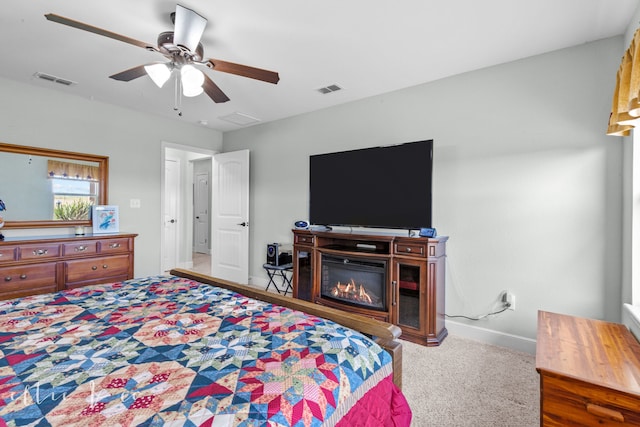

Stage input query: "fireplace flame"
[{"left": 329, "top": 279, "right": 373, "bottom": 304}]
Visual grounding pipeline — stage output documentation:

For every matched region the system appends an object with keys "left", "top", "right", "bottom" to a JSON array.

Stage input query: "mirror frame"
[{"left": 0, "top": 142, "right": 109, "bottom": 229}]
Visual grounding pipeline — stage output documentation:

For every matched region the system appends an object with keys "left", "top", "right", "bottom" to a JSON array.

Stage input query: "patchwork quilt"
[{"left": 0, "top": 275, "right": 410, "bottom": 426}]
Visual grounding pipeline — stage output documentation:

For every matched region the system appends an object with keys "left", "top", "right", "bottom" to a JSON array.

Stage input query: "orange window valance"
[
  {"left": 47, "top": 160, "right": 99, "bottom": 181},
  {"left": 607, "top": 29, "right": 640, "bottom": 136}
]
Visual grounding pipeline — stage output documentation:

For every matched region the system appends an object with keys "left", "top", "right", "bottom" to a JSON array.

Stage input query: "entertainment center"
[
  {"left": 292, "top": 229, "right": 448, "bottom": 346},
  {"left": 295, "top": 138, "right": 445, "bottom": 345}
]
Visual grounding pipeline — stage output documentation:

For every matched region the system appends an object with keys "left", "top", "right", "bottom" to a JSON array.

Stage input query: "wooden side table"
[{"left": 536, "top": 310, "right": 640, "bottom": 426}]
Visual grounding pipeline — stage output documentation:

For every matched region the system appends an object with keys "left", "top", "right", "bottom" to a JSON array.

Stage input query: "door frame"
[{"left": 160, "top": 141, "right": 216, "bottom": 273}]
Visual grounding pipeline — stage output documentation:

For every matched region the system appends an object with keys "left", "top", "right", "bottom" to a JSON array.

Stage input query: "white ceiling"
[{"left": 2, "top": 0, "right": 637, "bottom": 132}]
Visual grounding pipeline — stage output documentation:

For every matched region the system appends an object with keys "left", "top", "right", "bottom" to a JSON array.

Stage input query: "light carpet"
[{"left": 401, "top": 335, "right": 539, "bottom": 426}]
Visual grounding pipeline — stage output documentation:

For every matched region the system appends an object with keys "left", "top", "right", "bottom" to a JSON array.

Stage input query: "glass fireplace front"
[{"left": 320, "top": 254, "right": 387, "bottom": 311}]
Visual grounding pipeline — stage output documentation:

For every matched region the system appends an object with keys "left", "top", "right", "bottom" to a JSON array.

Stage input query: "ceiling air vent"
[
  {"left": 317, "top": 84, "right": 342, "bottom": 94},
  {"left": 219, "top": 112, "right": 261, "bottom": 126},
  {"left": 33, "top": 72, "right": 77, "bottom": 86}
]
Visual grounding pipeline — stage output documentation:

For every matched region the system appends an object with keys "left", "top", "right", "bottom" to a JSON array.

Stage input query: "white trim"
[
  {"left": 623, "top": 303, "right": 640, "bottom": 341},
  {"left": 248, "top": 274, "right": 270, "bottom": 291},
  {"left": 445, "top": 319, "right": 536, "bottom": 354}
]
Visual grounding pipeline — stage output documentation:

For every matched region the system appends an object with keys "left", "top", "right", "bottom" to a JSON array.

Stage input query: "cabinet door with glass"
[
  {"left": 293, "top": 247, "right": 314, "bottom": 301},
  {"left": 392, "top": 257, "right": 427, "bottom": 336},
  {"left": 292, "top": 231, "right": 315, "bottom": 302}
]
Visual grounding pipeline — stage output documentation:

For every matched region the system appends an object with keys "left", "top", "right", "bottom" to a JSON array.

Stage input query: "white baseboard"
[
  {"left": 248, "top": 275, "right": 269, "bottom": 291},
  {"left": 251, "top": 273, "right": 537, "bottom": 353},
  {"left": 445, "top": 320, "right": 537, "bottom": 354}
]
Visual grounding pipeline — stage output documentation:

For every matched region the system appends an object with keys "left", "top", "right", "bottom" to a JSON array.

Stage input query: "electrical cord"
[{"left": 445, "top": 303, "right": 510, "bottom": 321}]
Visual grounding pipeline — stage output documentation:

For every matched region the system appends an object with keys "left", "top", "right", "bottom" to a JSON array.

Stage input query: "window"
[{"left": 48, "top": 160, "right": 99, "bottom": 221}]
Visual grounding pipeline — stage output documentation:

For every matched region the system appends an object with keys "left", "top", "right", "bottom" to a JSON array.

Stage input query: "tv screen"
[{"left": 309, "top": 140, "right": 433, "bottom": 229}]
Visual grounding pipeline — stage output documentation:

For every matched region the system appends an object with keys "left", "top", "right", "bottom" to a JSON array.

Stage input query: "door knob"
[
  {"left": 238, "top": 221, "right": 249, "bottom": 227},
  {"left": 169, "top": 219, "right": 176, "bottom": 223}
]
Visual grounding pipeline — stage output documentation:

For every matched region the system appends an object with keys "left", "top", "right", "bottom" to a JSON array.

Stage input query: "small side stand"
[{"left": 263, "top": 263, "right": 294, "bottom": 296}]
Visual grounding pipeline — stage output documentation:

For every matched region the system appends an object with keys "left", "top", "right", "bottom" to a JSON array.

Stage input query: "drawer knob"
[
  {"left": 4, "top": 276, "right": 11, "bottom": 282},
  {"left": 75, "top": 246, "right": 88, "bottom": 252},
  {"left": 586, "top": 403, "right": 624, "bottom": 422},
  {"left": 109, "top": 243, "right": 121, "bottom": 249},
  {"left": 91, "top": 266, "right": 98, "bottom": 271},
  {"left": 406, "top": 247, "right": 412, "bottom": 252},
  {"left": 19, "top": 274, "right": 27, "bottom": 280},
  {"left": 102, "top": 264, "right": 108, "bottom": 269},
  {"left": 33, "top": 249, "right": 48, "bottom": 256}
]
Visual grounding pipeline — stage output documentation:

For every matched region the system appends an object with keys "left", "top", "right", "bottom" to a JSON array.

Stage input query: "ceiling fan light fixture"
[
  {"left": 180, "top": 64, "right": 205, "bottom": 97},
  {"left": 182, "top": 84, "right": 204, "bottom": 97},
  {"left": 145, "top": 63, "right": 171, "bottom": 88}
]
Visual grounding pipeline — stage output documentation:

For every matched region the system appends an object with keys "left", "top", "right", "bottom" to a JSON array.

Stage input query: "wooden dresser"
[
  {"left": 0, "top": 233, "right": 137, "bottom": 300},
  {"left": 536, "top": 310, "right": 640, "bottom": 426}
]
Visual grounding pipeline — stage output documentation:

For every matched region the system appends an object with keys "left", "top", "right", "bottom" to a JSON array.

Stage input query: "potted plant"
[{"left": 54, "top": 200, "right": 92, "bottom": 221}]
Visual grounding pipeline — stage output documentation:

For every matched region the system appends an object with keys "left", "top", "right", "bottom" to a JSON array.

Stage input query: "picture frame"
[{"left": 92, "top": 205, "right": 119, "bottom": 234}]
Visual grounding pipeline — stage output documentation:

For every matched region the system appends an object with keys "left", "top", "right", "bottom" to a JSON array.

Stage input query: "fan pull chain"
[{"left": 174, "top": 73, "right": 183, "bottom": 117}]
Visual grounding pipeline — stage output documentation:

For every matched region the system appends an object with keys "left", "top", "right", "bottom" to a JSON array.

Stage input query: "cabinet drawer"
[
  {"left": 394, "top": 242, "right": 426, "bottom": 257},
  {"left": 0, "top": 247, "right": 16, "bottom": 263},
  {"left": 65, "top": 255, "right": 131, "bottom": 283},
  {"left": 63, "top": 241, "right": 98, "bottom": 256},
  {"left": 0, "top": 263, "right": 57, "bottom": 299},
  {"left": 19, "top": 243, "right": 61, "bottom": 261},
  {"left": 295, "top": 234, "right": 315, "bottom": 245},
  {"left": 541, "top": 374, "right": 640, "bottom": 426},
  {"left": 99, "top": 238, "right": 130, "bottom": 254}
]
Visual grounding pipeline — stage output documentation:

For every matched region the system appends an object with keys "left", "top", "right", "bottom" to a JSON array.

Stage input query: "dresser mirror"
[{"left": 0, "top": 142, "right": 108, "bottom": 229}]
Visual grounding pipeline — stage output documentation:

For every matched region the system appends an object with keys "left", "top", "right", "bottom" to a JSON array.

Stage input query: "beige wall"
[{"left": 223, "top": 36, "right": 625, "bottom": 345}]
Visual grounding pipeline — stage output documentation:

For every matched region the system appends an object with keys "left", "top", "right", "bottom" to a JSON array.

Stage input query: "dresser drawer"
[
  {"left": 0, "top": 263, "right": 57, "bottom": 300},
  {"left": 394, "top": 242, "right": 427, "bottom": 257},
  {"left": 62, "top": 241, "right": 98, "bottom": 256},
  {"left": 19, "top": 243, "right": 61, "bottom": 261},
  {"left": 295, "top": 234, "right": 315, "bottom": 245},
  {"left": 65, "top": 254, "right": 131, "bottom": 283},
  {"left": 541, "top": 374, "right": 640, "bottom": 426},
  {"left": 98, "top": 238, "right": 131, "bottom": 254},
  {"left": 0, "top": 247, "right": 16, "bottom": 263}
]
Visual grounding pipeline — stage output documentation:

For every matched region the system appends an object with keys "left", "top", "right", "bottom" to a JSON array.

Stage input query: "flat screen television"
[{"left": 309, "top": 139, "right": 433, "bottom": 230}]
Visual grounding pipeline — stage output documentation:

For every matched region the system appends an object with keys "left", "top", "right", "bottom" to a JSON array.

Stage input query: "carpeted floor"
[{"left": 401, "top": 335, "right": 539, "bottom": 426}]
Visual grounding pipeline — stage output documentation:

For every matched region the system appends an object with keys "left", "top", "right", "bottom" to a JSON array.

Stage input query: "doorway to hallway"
[{"left": 161, "top": 143, "right": 214, "bottom": 274}]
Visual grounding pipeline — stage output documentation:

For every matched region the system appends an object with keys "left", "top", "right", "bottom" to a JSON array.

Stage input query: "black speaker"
[
  {"left": 266, "top": 243, "right": 280, "bottom": 265},
  {"left": 267, "top": 243, "right": 293, "bottom": 266}
]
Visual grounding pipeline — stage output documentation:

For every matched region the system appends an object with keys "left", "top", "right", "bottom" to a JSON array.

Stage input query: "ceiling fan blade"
[
  {"left": 173, "top": 5, "right": 207, "bottom": 53},
  {"left": 205, "top": 58, "right": 280, "bottom": 84},
  {"left": 45, "top": 13, "right": 157, "bottom": 52},
  {"left": 202, "top": 74, "right": 230, "bottom": 103},
  {"left": 110, "top": 65, "right": 148, "bottom": 82}
]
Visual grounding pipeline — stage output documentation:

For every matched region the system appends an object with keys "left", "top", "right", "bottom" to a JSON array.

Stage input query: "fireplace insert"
[{"left": 320, "top": 254, "right": 387, "bottom": 311}]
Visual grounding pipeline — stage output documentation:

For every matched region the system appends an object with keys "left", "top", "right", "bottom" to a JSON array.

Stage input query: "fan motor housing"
[{"left": 157, "top": 31, "right": 204, "bottom": 61}]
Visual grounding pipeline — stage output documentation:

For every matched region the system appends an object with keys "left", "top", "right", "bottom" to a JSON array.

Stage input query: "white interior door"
[
  {"left": 162, "top": 158, "right": 180, "bottom": 272},
  {"left": 211, "top": 150, "right": 249, "bottom": 283},
  {"left": 194, "top": 172, "right": 209, "bottom": 254}
]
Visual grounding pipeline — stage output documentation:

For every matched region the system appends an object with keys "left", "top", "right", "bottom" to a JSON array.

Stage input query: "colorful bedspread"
[{"left": 0, "top": 275, "right": 411, "bottom": 426}]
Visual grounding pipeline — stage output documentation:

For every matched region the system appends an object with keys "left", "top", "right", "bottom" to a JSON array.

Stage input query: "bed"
[{"left": 0, "top": 268, "right": 411, "bottom": 426}]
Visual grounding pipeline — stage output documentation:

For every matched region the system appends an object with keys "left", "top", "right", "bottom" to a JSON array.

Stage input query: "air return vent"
[
  {"left": 219, "top": 112, "right": 261, "bottom": 126},
  {"left": 317, "top": 84, "right": 342, "bottom": 94},
  {"left": 33, "top": 72, "right": 77, "bottom": 86}
]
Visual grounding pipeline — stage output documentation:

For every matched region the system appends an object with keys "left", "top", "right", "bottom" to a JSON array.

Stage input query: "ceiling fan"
[{"left": 44, "top": 5, "right": 280, "bottom": 104}]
